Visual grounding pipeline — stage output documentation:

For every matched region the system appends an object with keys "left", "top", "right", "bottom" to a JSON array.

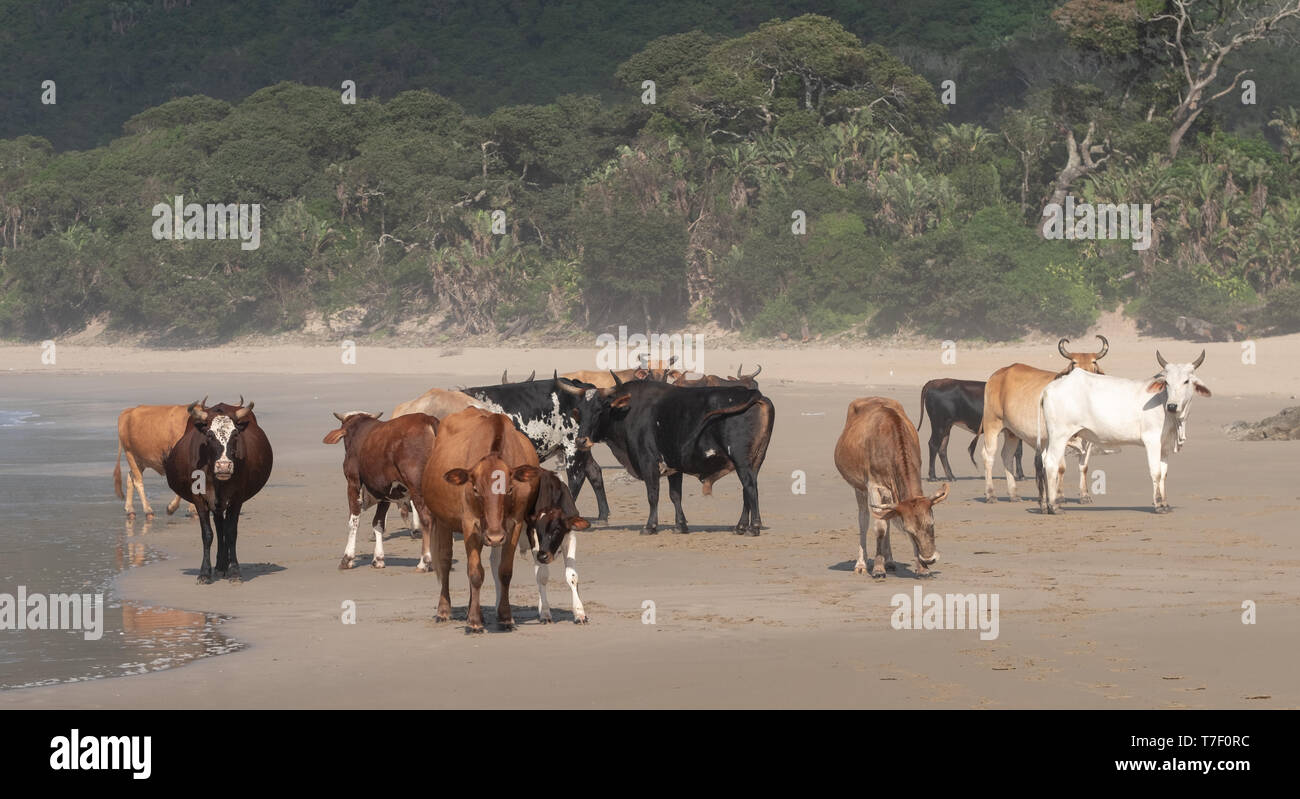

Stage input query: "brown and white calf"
[
  {"left": 834, "top": 397, "right": 948, "bottom": 579},
  {"left": 520, "top": 470, "right": 591, "bottom": 623},
  {"left": 323, "top": 411, "right": 440, "bottom": 570}
]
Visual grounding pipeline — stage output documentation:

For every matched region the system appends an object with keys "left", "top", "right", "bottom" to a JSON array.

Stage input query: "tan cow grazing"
[
  {"left": 390, "top": 387, "right": 482, "bottom": 420},
  {"left": 322, "top": 411, "right": 440, "bottom": 570},
  {"left": 979, "top": 336, "right": 1108, "bottom": 504},
  {"left": 419, "top": 407, "right": 541, "bottom": 633},
  {"left": 114, "top": 404, "right": 191, "bottom": 518},
  {"left": 834, "top": 397, "right": 948, "bottom": 579}
]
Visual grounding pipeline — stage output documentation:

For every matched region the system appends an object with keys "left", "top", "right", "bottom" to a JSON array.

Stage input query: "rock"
[
  {"left": 1226, "top": 406, "right": 1300, "bottom": 440},
  {"left": 327, "top": 306, "right": 368, "bottom": 335}
]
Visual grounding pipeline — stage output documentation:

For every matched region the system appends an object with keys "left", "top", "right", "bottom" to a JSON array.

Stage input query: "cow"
[
  {"left": 114, "top": 404, "right": 192, "bottom": 518},
  {"left": 673, "top": 364, "right": 762, "bottom": 389},
  {"left": 979, "top": 336, "right": 1108, "bottom": 503},
  {"left": 915, "top": 379, "right": 1025, "bottom": 482},
  {"left": 419, "top": 407, "right": 541, "bottom": 632},
  {"left": 322, "top": 411, "right": 440, "bottom": 570},
  {"left": 834, "top": 397, "right": 948, "bottom": 578},
  {"left": 164, "top": 399, "right": 273, "bottom": 584},
  {"left": 391, "top": 387, "right": 485, "bottom": 533},
  {"left": 462, "top": 372, "right": 611, "bottom": 521},
  {"left": 576, "top": 374, "right": 775, "bottom": 536},
  {"left": 1039, "top": 350, "right": 1211, "bottom": 514},
  {"left": 520, "top": 470, "right": 591, "bottom": 623}
]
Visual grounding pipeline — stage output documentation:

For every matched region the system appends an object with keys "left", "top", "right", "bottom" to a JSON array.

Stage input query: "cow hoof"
[
  {"left": 145, "top": 512, "right": 155, "bottom": 520},
  {"left": 1155, "top": 504, "right": 1171, "bottom": 514},
  {"left": 498, "top": 621, "right": 515, "bottom": 632},
  {"left": 339, "top": 556, "right": 354, "bottom": 570},
  {"left": 871, "top": 571, "right": 886, "bottom": 581},
  {"left": 640, "top": 527, "right": 658, "bottom": 536},
  {"left": 674, "top": 524, "right": 689, "bottom": 534},
  {"left": 539, "top": 616, "right": 552, "bottom": 624},
  {"left": 1046, "top": 505, "right": 1058, "bottom": 515},
  {"left": 574, "top": 615, "right": 588, "bottom": 624},
  {"left": 984, "top": 492, "right": 997, "bottom": 503},
  {"left": 371, "top": 558, "right": 385, "bottom": 569},
  {"left": 466, "top": 625, "right": 484, "bottom": 635},
  {"left": 227, "top": 573, "right": 242, "bottom": 584},
  {"left": 854, "top": 563, "right": 868, "bottom": 575},
  {"left": 197, "top": 574, "right": 212, "bottom": 585},
  {"left": 213, "top": 568, "right": 226, "bottom": 580},
  {"left": 1078, "top": 495, "right": 1094, "bottom": 505},
  {"left": 434, "top": 613, "right": 450, "bottom": 623},
  {"left": 1007, "top": 495, "right": 1020, "bottom": 503},
  {"left": 410, "top": 530, "right": 420, "bottom": 540},
  {"left": 415, "top": 560, "right": 431, "bottom": 572},
  {"left": 732, "top": 525, "right": 747, "bottom": 535},
  {"left": 126, "top": 510, "right": 136, "bottom": 519},
  {"left": 745, "top": 527, "right": 760, "bottom": 537}
]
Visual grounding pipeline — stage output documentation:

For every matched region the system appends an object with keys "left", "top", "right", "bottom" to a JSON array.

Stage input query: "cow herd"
[{"left": 109, "top": 342, "right": 1212, "bottom": 630}]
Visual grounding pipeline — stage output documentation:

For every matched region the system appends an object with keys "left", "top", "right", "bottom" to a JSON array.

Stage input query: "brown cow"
[
  {"left": 979, "top": 337, "right": 1107, "bottom": 503},
  {"left": 323, "top": 411, "right": 440, "bottom": 570},
  {"left": 834, "top": 397, "right": 948, "bottom": 579},
  {"left": 419, "top": 407, "right": 541, "bottom": 632},
  {"left": 164, "top": 399, "right": 273, "bottom": 584},
  {"left": 113, "top": 404, "right": 192, "bottom": 518}
]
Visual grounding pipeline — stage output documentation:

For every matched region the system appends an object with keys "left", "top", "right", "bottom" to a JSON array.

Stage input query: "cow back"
[
  {"left": 984, "top": 363, "right": 1057, "bottom": 445},
  {"left": 834, "top": 397, "right": 923, "bottom": 502},
  {"left": 119, "top": 405, "right": 190, "bottom": 473}
]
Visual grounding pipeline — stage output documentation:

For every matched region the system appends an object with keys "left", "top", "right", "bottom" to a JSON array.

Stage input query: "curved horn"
[
  {"left": 610, "top": 370, "right": 623, "bottom": 388},
  {"left": 1058, "top": 338, "right": 1071, "bottom": 359},
  {"left": 234, "top": 401, "right": 255, "bottom": 421},
  {"left": 526, "top": 369, "right": 535, "bottom": 382},
  {"left": 502, "top": 369, "right": 509, "bottom": 383},
  {"left": 557, "top": 379, "right": 585, "bottom": 396},
  {"left": 1095, "top": 335, "right": 1108, "bottom": 359},
  {"left": 735, "top": 363, "right": 743, "bottom": 379},
  {"left": 237, "top": 395, "right": 245, "bottom": 407},
  {"left": 749, "top": 364, "right": 762, "bottom": 379},
  {"left": 1192, "top": 349, "right": 1206, "bottom": 369},
  {"left": 333, "top": 411, "right": 347, "bottom": 423},
  {"left": 1156, "top": 350, "right": 1168, "bottom": 368}
]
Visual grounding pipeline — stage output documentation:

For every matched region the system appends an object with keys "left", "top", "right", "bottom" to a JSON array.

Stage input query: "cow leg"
[
  {"left": 411, "top": 494, "right": 433, "bottom": 571},
  {"left": 432, "top": 521, "right": 452, "bottom": 622},
  {"left": 464, "top": 535, "right": 486, "bottom": 633},
  {"left": 340, "top": 477, "right": 363, "bottom": 570},
  {"left": 126, "top": 451, "right": 154, "bottom": 518},
  {"left": 735, "top": 462, "right": 761, "bottom": 536},
  {"left": 871, "top": 514, "right": 890, "bottom": 580},
  {"left": 195, "top": 502, "right": 215, "bottom": 584},
  {"left": 399, "top": 500, "right": 417, "bottom": 539},
  {"left": 1000, "top": 435, "right": 1022, "bottom": 501},
  {"left": 1013, "top": 440, "right": 1026, "bottom": 481},
  {"left": 981, "top": 423, "right": 1002, "bottom": 502},
  {"left": 564, "top": 533, "right": 586, "bottom": 624},
  {"left": 570, "top": 450, "right": 610, "bottom": 522},
  {"left": 494, "top": 537, "right": 517, "bottom": 631},
  {"left": 165, "top": 494, "right": 182, "bottom": 516},
  {"left": 1076, "top": 442, "right": 1093, "bottom": 504},
  {"left": 1144, "top": 435, "right": 1169, "bottom": 513},
  {"left": 854, "top": 489, "right": 871, "bottom": 575},
  {"left": 121, "top": 451, "right": 137, "bottom": 517},
  {"left": 213, "top": 505, "right": 229, "bottom": 579},
  {"left": 937, "top": 430, "right": 957, "bottom": 483},
  {"left": 223, "top": 502, "right": 243, "bottom": 582},
  {"left": 926, "top": 428, "right": 943, "bottom": 481},
  {"left": 534, "top": 558, "right": 552, "bottom": 623},
  {"left": 1041, "top": 436, "right": 1071, "bottom": 515},
  {"left": 667, "top": 472, "right": 688, "bottom": 533},
  {"left": 641, "top": 475, "right": 660, "bottom": 535},
  {"left": 370, "top": 501, "right": 388, "bottom": 569}
]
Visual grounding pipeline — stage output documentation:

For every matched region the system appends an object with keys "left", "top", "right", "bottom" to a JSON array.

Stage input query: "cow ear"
[
  {"left": 611, "top": 395, "right": 631, "bottom": 408},
  {"left": 869, "top": 504, "right": 898, "bottom": 520},
  {"left": 1193, "top": 379, "right": 1212, "bottom": 397},
  {"left": 186, "top": 431, "right": 203, "bottom": 471},
  {"left": 930, "top": 483, "right": 950, "bottom": 506},
  {"left": 1146, "top": 379, "right": 1166, "bottom": 394},
  {"left": 444, "top": 469, "right": 470, "bottom": 485},
  {"left": 569, "top": 516, "right": 590, "bottom": 530},
  {"left": 512, "top": 465, "right": 540, "bottom": 483},
  {"left": 323, "top": 428, "right": 345, "bottom": 445}
]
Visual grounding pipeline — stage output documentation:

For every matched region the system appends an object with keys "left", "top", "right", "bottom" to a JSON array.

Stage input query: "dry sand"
[{"left": 2, "top": 329, "right": 1298, "bottom": 708}]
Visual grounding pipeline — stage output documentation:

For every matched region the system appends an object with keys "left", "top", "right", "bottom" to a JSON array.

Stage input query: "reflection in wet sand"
[{"left": 116, "top": 602, "right": 243, "bottom": 677}]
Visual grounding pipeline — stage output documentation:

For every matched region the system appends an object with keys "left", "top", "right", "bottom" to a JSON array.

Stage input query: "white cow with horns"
[{"left": 1038, "top": 350, "right": 1211, "bottom": 514}]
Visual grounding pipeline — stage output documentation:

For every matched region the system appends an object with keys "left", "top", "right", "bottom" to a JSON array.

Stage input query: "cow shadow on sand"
[
  {"left": 1026, "top": 504, "right": 1161, "bottom": 514},
  {"left": 828, "top": 559, "right": 940, "bottom": 579},
  {"left": 437, "top": 604, "right": 585, "bottom": 634},
  {"left": 597, "top": 522, "right": 746, "bottom": 534},
  {"left": 181, "top": 562, "right": 286, "bottom": 582}
]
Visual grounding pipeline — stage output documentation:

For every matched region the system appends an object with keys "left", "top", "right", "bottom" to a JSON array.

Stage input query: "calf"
[
  {"left": 834, "top": 397, "right": 948, "bottom": 578},
  {"left": 916, "top": 378, "right": 1024, "bottom": 482},
  {"left": 113, "top": 404, "right": 192, "bottom": 518},
  {"left": 520, "top": 470, "right": 591, "bottom": 623},
  {"left": 577, "top": 375, "right": 775, "bottom": 536},
  {"left": 1039, "top": 350, "right": 1211, "bottom": 513},
  {"left": 164, "top": 399, "right": 273, "bottom": 584},
  {"left": 420, "top": 408, "right": 541, "bottom": 632},
  {"left": 322, "top": 411, "right": 440, "bottom": 570}
]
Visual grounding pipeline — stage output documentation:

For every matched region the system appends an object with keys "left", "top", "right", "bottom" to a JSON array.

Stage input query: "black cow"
[
  {"left": 577, "top": 376, "right": 775, "bottom": 536},
  {"left": 462, "top": 373, "right": 611, "bottom": 521},
  {"left": 915, "top": 378, "right": 1024, "bottom": 482},
  {"left": 164, "top": 398, "right": 273, "bottom": 584}
]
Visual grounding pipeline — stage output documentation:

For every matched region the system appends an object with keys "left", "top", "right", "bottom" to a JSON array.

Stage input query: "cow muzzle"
[
  {"left": 920, "top": 552, "right": 940, "bottom": 566},
  {"left": 1166, "top": 403, "right": 1179, "bottom": 413},
  {"left": 575, "top": 436, "right": 593, "bottom": 450},
  {"left": 214, "top": 459, "right": 235, "bottom": 480},
  {"left": 484, "top": 528, "right": 507, "bottom": 547}
]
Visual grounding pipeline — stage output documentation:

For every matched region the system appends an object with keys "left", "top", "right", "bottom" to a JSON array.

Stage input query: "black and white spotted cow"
[{"left": 462, "top": 373, "right": 610, "bottom": 521}]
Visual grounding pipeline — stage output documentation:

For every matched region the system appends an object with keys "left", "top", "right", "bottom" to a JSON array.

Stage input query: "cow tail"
[
  {"left": 968, "top": 426, "right": 982, "bottom": 466},
  {"left": 114, "top": 441, "right": 125, "bottom": 500},
  {"left": 1036, "top": 394, "right": 1044, "bottom": 452},
  {"left": 917, "top": 391, "right": 926, "bottom": 432},
  {"left": 680, "top": 395, "right": 764, "bottom": 463}
]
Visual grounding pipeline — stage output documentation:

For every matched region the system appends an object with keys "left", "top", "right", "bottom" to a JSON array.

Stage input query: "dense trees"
[{"left": 2, "top": 9, "right": 1299, "bottom": 342}]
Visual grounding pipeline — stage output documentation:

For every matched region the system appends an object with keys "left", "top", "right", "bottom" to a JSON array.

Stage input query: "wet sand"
[{"left": 1, "top": 333, "right": 1298, "bottom": 708}]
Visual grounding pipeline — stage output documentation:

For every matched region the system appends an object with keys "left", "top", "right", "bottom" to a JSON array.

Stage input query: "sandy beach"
[{"left": 2, "top": 330, "right": 1298, "bottom": 708}]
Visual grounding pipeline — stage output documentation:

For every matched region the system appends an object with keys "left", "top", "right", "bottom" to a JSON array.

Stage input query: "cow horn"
[
  {"left": 749, "top": 364, "right": 762, "bottom": 378},
  {"left": 611, "top": 370, "right": 623, "bottom": 388},
  {"left": 333, "top": 411, "right": 347, "bottom": 423},
  {"left": 1095, "top": 335, "right": 1108, "bottom": 359},
  {"left": 526, "top": 369, "right": 535, "bottom": 382},
  {"left": 1156, "top": 350, "right": 1168, "bottom": 368},
  {"left": 735, "top": 363, "right": 743, "bottom": 378},
  {"left": 1058, "top": 338, "right": 1071, "bottom": 359},
  {"left": 557, "top": 379, "right": 586, "bottom": 396},
  {"left": 501, "top": 369, "right": 508, "bottom": 383},
  {"left": 1192, "top": 349, "right": 1206, "bottom": 369},
  {"left": 188, "top": 400, "right": 206, "bottom": 423},
  {"left": 234, "top": 402, "right": 254, "bottom": 421},
  {"left": 238, "top": 395, "right": 245, "bottom": 407}
]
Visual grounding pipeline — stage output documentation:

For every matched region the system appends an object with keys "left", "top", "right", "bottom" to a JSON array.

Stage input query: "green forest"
[{"left": 2, "top": 0, "right": 1300, "bottom": 343}]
